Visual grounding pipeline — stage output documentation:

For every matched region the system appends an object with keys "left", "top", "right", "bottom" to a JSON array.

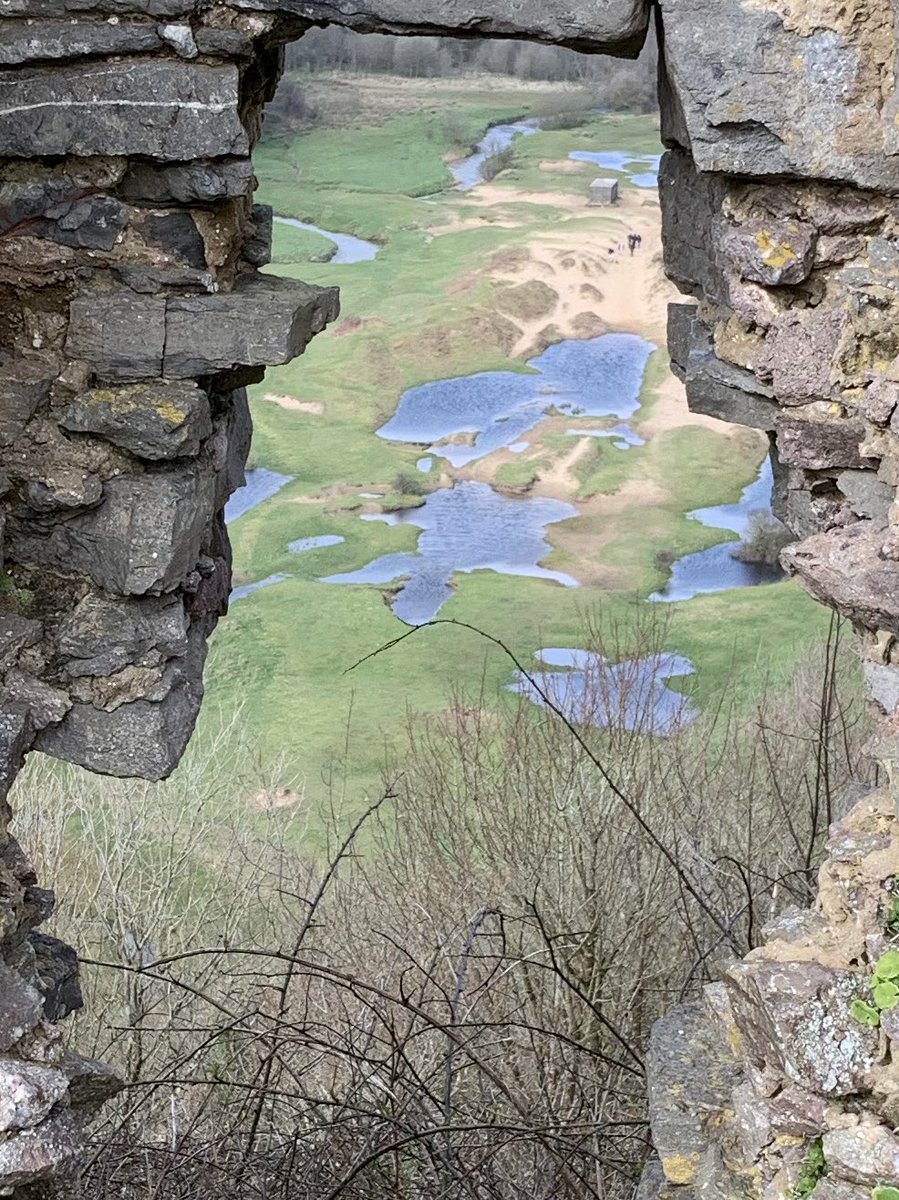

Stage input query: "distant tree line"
[{"left": 284, "top": 25, "right": 658, "bottom": 111}]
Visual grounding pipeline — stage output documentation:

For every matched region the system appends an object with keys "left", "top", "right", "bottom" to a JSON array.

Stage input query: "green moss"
[{"left": 793, "top": 1140, "right": 826, "bottom": 1199}]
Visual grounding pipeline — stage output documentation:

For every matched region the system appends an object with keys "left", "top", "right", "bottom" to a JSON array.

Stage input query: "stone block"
[
  {"left": 823, "top": 1121, "right": 899, "bottom": 1187},
  {"left": 163, "top": 274, "right": 340, "bottom": 377},
  {"left": 864, "top": 662, "right": 899, "bottom": 716},
  {"left": 836, "top": 470, "right": 895, "bottom": 522},
  {"left": 65, "top": 292, "right": 166, "bottom": 381},
  {"left": 658, "top": 149, "right": 727, "bottom": 302},
  {"left": 62, "top": 382, "right": 212, "bottom": 460},
  {"left": 0, "top": 1056, "right": 69, "bottom": 1134},
  {"left": 29, "top": 934, "right": 82, "bottom": 1022},
  {"left": 725, "top": 959, "right": 877, "bottom": 1095},
  {"left": 809, "top": 1182, "right": 872, "bottom": 1200},
  {"left": 0, "top": 617, "right": 42, "bottom": 675},
  {"left": 38, "top": 195, "right": 128, "bottom": 251},
  {"left": 8, "top": 465, "right": 216, "bottom": 596},
  {"left": 862, "top": 378, "right": 899, "bottom": 427},
  {"left": 118, "top": 157, "right": 254, "bottom": 204},
  {"left": 0, "top": 706, "right": 34, "bottom": 803},
  {"left": 57, "top": 593, "right": 188, "bottom": 678},
  {"left": 759, "top": 309, "right": 850, "bottom": 406},
  {"left": 672, "top": 305, "right": 778, "bottom": 430},
  {"left": 658, "top": 0, "right": 899, "bottom": 191},
  {"left": 0, "top": 60, "right": 247, "bottom": 160},
  {"left": 62, "top": 1051, "right": 123, "bottom": 1112},
  {"left": 0, "top": 18, "right": 162, "bottom": 63},
  {"left": 244, "top": 204, "right": 273, "bottom": 267},
  {"left": 238, "top": 0, "right": 651, "bottom": 53},
  {"left": 0, "top": 1109, "right": 80, "bottom": 1192},
  {"left": 0, "top": 964, "right": 43, "bottom": 1055},
  {"left": 720, "top": 218, "right": 817, "bottom": 287},
  {"left": 666, "top": 302, "right": 698, "bottom": 381},
  {"left": 0, "top": 377, "right": 50, "bottom": 448},
  {"left": 777, "top": 411, "right": 869, "bottom": 471},
  {"left": 784, "top": 523, "right": 899, "bottom": 635},
  {"left": 36, "top": 626, "right": 208, "bottom": 779},
  {"left": 647, "top": 1001, "right": 740, "bottom": 1187}
]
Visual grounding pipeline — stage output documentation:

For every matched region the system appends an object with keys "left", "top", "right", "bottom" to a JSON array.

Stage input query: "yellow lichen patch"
[
  {"left": 82, "top": 385, "right": 186, "bottom": 428},
  {"left": 153, "top": 399, "right": 187, "bottom": 426},
  {"left": 755, "top": 230, "right": 798, "bottom": 270},
  {"left": 661, "top": 1154, "right": 701, "bottom": 1185}
]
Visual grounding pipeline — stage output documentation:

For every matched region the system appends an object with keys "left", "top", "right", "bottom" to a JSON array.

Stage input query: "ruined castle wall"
[{"left": 2, "top": 0, "right": 899, "bottom": 1193}]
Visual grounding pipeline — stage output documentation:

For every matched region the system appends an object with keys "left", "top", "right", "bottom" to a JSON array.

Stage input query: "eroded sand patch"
[{"left": 264, "top": 393, "right": 324, "bottom": 415}]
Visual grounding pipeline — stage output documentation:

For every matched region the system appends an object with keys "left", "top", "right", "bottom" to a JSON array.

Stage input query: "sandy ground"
[{"left": 264, "top": 393, "right": 324, "bottom": 415}]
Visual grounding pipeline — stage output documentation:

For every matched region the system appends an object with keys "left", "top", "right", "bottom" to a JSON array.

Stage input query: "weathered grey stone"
[
  {"left": 0, "top": 964, "right": 43, "bottom": 1054},
  {"left": 725, "top": 959, "right": 878, "bottom": 1096},
  {"left": 244, "top": 204, "right": 273, "bottom": 268},
  {"left": 58, "top": 588, "right": 188, "bottom": 679},
  {"left": 777, "top": 411, "right": 869, "bottom": 471},
  {"left": 861, "top": 377, "right": 899, "bottom": 427},
  {"left": 759, "top": 309, "right": 850, "bottom": 406},
  {"left": 647, "top": 1002, "right": 741, "bottom": 1187},
  {"left": 29, "top": 934, "right": 82, "bottom": 1023},
  {"left": 837, "top": 470, "right": 895, "bottom": 522},
  {"left": 767, "top": 1085, "right": 828, "bottom": 1138},
  {"left": 0, "top": 60, "right": 247, "bottom": 159},
  {"left": 809, "top": 1181, "right": 871, "bottom": 1200},
  {"left": 163, "top": 274, "right": 340, "bottom": 377},
  {"left": 62, "top": 1051, "right": 123, "bottom": 1111},
  {"left": 65, "top": 292, "right": 166, "bottom": 381},
  {"left": 8, "top": 465, "right": 216, "bottom": 595},
  {"left": 118, "top": 157, "right": 254, "bottom": 204},
  {"left": 0, "top": 1109, "right": 80, "bottom": 1190},
  {"left": 0, "top": 1056, "right": 68, "bottom": 1134},
  {"left": 824, "top": 1121, "right": 899, "bottom": 1187},
  {"left": 140, "top": 210, "right": 206, "bottom": 268},
  {"left": 62, "top": 382, "right": 212, "bottom": 460},
  {"left": 784, "top": 522, "right": 899, "bottom": 635},
  {"left": 1, "top": 378, "right": 50, "bottom": 448},
  {"left": 240, "top": 0, "right": 650, "bottom": 53},
  {"left": 635, "top": 1158, "right": 696, "bottom": 1200},
  {"left": 0, "top": 618, "right": 42, "bottom": 676},
  {"left": 658, "top": 0, "right": 899, "bottom": 191},
  {"left": 0, "top": 673, "right": 71, "bottom": 731},
  {"left": 0, "top": 18, "right": 162, "bottom": 63},
  {"left": 157, "top": 21, "right": 197, "bottom": 56},
  {"left": 721, "top": 218, "right": 817, "bottom": 287},
  {"left": 0, "top": 706, "right": 35, "bottom": 802},
  {"left": 864, "top": 662, "right": 899, "bottom": 716},
  {"left": 37, "top": 626, "right": 208, "bottom": 778},
  {"left": 38, "top": 194, "right": 128, "bottom": 251},
  {"left": 659, "top": 150, "right": 726, "bottom": 303}
]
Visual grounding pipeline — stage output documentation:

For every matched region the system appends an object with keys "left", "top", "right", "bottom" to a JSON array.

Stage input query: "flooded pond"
[
  {"left": 650, "top": 458, "right": 785, "bottom": 603},
  {"left": 451, "top": 119, "right": 539, "bottom": 189},
  {"left": 273, "top": 217, "right": 379, "bottom": 264},
  {"left": 568, "top": 150, "right": 662, "bottom": 189},
  {"left": 288, "top": 535, "right": 345, "bottom": 554},
  {"left": 323, "top": 481, "right": 578, "bottom": 625},
  {"left": 567, "top": 424, "right": 645, "bottom": 450},
  {"left": 378, "top": 334, "right": 654, "bottom": 467},
  {"left": 510, "top": 648, "right": 698, "bottom": 734},
  {"left": 225, "top": 468, "right": 293, "bottom": 523},
  {"left": 231, "top": 573, "right": 290, "bottom": 603}
]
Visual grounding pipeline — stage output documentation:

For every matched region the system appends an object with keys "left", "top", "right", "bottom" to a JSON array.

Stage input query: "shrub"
[{"left": 480, "top": 145, "right": 515, "bottom": 181}]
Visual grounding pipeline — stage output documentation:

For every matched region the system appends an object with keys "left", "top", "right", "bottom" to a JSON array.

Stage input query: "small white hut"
[{"left": 588, "top": 177, "right": 619, "bottom": 205}]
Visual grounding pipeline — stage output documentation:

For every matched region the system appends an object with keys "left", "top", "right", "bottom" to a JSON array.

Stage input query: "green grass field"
[{"left": 201, "top": 79, "right": 830, "bottom": 810}]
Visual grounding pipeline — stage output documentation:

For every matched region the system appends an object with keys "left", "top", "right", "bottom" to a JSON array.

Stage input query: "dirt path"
[{"left": 537, "top": 435, "right": 595, "bottom": 495}]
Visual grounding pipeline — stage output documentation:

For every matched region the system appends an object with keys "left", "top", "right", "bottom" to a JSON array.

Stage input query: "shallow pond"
[
  {"left": 273, "top": 216, "right": 379, "bottom": 264},
  {"left": 568, "top": 149, "right": 663, "bottom": 189},
  {"left": 378, "top": 334, "right": 654, "bottom": 467},
  {"left": 323, "top": 481, "right": 578, "bottom": 625},
  {"left": 510, "top": 648, "right": 698, "bottom": 734},
  {"left": 225, "top": 468, "right": 293, "bottom": 523},
  {"left": 231, "top": 573, "right": 290, "bottom": 603},
  {"left": 567, "top": 424, "right": 645, "bottom": 450},
  {"left": 650, "top": 458, "right": 785, "bottom": 603},
  {"left": 288, "top": 534, "right": 345, "bottom": 554},
  {"left": 451, "top": 119, "right": 539, "bottom": 190}
]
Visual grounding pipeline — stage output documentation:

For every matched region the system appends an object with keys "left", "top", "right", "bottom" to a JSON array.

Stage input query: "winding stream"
[
  {"left": 378, "top": 334, "right": 654, "bottom": 467},
  {"left": 323, "top": 481, "right": 577, "bottom": 625},
  {"left": 509, "top": 648, "right": 698, "bottom": 734},
  {"left": 273, "top": 216, "right": 379, "bottom": 264},
  {"left": 451, "top": 119, "right": 539, "bottom": 189},
  {"left": 650, "top": 458, "right": 785, "bottom": 603}
]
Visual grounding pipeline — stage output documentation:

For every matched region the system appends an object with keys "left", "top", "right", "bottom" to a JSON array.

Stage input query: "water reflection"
[
  {"left": 225, "top": 468, "right": 293, "bottom": 523},
  {"left": 323, "top": 481, "right": 578, "bottom": 625},
  {"left": 378, "top": 334, "right": 654, "bottom": 467},
  {"left": 510, "top": 648, "right": 698, "bottom": 734},
  {"left": 568, "top": 150, "right": 662, "bottom": 189},
  {"left": 650, "top": 458, "right": 785, "bottom": 603},
  {"left": 273, "top": 217, "right": 378, "bottom": 264}
]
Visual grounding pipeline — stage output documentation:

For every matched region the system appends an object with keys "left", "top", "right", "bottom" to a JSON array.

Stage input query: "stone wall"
[{"left": 3, "top": 0, "right": 899, "bottom": 1194}]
